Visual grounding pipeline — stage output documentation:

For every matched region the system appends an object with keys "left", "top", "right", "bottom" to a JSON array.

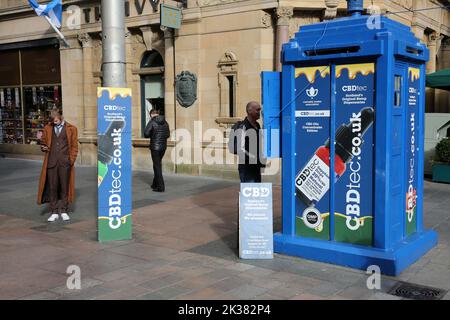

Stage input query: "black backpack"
[{"left": 228, "top": 120, "right": 245, "bottom": 155}]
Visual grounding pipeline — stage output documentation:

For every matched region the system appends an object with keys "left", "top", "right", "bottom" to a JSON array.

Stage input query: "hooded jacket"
[{"left": 144, "top": 115, "right": 170, "bottom": 151}]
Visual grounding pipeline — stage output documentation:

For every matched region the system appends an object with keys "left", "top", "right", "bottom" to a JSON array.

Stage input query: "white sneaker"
[
  {"left": 60, "top": 213, "right": 70, "bottom": 221},
  {"left": 48, "top": 213, "right": 59, "bottom": 222}
]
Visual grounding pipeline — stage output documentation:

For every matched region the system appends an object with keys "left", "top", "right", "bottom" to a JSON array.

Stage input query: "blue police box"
[{"left": 262, "top": 0, "right": 438, "bottom": 276}]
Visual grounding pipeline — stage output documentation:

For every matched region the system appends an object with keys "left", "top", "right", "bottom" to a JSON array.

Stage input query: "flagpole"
[{"left": 44, "top": 15, "right": 70, "bottom": 48}]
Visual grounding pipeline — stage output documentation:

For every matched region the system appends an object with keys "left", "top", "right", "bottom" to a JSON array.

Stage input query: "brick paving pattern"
[{"left": 0, "top": 157, "right": 449, "bottom": 300}]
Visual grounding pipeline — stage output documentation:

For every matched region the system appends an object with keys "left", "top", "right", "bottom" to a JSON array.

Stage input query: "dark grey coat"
[{"left": 144, "top": 115, "right": 170, "bottom": 151}]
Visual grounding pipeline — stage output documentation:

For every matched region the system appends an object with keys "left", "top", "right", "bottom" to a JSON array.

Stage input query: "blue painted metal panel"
[
  {"left": 329, "top": 64, "right": 336, "bottom": 242},
  {"left": 294, "top": 64, "right": 332, "bottom": 241},
  {"left": 281, "top": 65, "right": 296, "bottom": 236},
  {"left": 274, "top": 229, "right": 437, "bottom": 276},
  {"left": 261, "top": 71, "right": 281, "bottom": 159},
  {"left": 391, "top": 62, "right": 407, "bottom": 245},
  {"left": 373, "top": 31, "right": 394, "bottom": 250},
  {"left": 416, "top": 63, "right": 427, "bottom": 234}
]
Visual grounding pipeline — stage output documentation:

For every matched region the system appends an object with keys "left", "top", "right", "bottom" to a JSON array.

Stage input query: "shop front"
[{"left": 0, "top": 39, "right": 62, "bottom": 154}]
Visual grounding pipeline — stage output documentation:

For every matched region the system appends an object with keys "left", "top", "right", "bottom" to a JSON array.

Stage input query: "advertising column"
[
  {"left": 294, "top": 66, "right": 331, "bottom": 240},
  {"left": 97, "top": 88, "right": 132, "bottom": 242},
  {"left": 405, "top": 67, "right": 420, "bottom": 236},
  {"left": 334, "top": 63, "right": 375, "bottom": 246}
]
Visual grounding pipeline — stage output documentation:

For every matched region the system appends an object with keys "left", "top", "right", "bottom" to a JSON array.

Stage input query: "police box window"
[{"left": 394, "top": 75, "right": 402, "bottom": 107}]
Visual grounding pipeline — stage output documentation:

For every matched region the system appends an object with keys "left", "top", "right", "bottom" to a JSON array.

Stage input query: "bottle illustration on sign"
[
  {"left": 97, "top": 120, "right": 125, "bottom": 186},
  {"left": 295, "top": 107, "right": 375, "bottom": 227}
]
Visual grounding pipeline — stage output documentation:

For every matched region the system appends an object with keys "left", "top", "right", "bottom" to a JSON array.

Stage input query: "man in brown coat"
[{"left": 37, "top": 108, "right": 78, "bottom": 222}]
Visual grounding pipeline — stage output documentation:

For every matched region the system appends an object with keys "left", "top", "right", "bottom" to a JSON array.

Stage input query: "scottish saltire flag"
[{"left": 28, "top": 0, "right": 62, "bottom": 28}]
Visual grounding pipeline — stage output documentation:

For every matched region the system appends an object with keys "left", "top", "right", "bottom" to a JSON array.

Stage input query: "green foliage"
[{"left": 436, "top": 138, "right": 450, "bottom": 164}]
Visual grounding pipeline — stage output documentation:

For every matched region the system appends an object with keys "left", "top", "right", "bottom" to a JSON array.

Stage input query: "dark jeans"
[
  {"left": 47, "top": 165, "right": 70, "bottom": 214},
  {"left": 238, "top": 165, "right": 262, "bottom": 183},
  {"left": 237, "top": 165, "right": 261, "bottom": 251},
  {"left": 151, "top": 149, "right": 166, "bottom": 191}
]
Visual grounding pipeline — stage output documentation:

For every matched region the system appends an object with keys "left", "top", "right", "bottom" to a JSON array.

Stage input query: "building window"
[
  {"left": 0, "top": 87, "right": 22, "bottom": 144},
  {"left": 226, "top": 75, "right": 235, "bottom": 117},
  {"left": 140, "top": 50, "right": 165, "bottom": 137},
  {"left": 141, "top": 50, "right": 164, "bottom": 68},
  {"left": 23, "top": 86, "right": 62, "bottom": 144},
  {"left": 0, "top": 45, "right": 61, "bottom": 145},
  {"left": 218, "top": 51, "right": 239, "bottom": 118}
]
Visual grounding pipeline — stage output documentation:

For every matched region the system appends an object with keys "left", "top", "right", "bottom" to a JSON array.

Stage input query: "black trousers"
[
  {"left": 238, "top": 164, "right": 262, "bottom": 183},
  {"left": 151, "top": 149, "right": 166, "bottom": 191},
  {"left": 47, "top": 165, "right": 70, "bottom": 214}
]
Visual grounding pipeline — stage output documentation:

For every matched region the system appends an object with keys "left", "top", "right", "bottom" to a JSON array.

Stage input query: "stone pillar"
[
  {"left": 75, "top": 33, "right": 98, "bottom": 165},
  {"left": 60, "top": 36, "right": 83, "bottom": 130},
  {"left": 436, "top": 38, "right": 450, "bottom": 113},
  {"left": 275, "top": 7, "right": 293, "bottom": 71},
  {"left": 443, "top": 39, "right": 450, "bottom": 114},
  {"left": 124, "top": 30, "right": 138, "bottom": 138},
  {"left": 411, "top": 23, "right": 425, "bottom": 43},
  {"left": 440, "top": 38, "right": 450, "bottom": 69},
  {"left": 426, "top": 32, "right": 438, "bottom": 113},
  {"left": 78, "top": 33, "right": 96, "bottom": 137},
  {"left": 60, "top": 35, "right": 84, "bottom": 163},
  {"left": 162, "top": 27, "right": 176, "bottom": 173},
  {"left": 427, "top": 32, "right": 438, "bottom": 74},
  {"left": 162, "top": 27, "right": 175, "bottom": 134},
  {"left": 411, "top": 3, "right": 428, "bottom": 45}
]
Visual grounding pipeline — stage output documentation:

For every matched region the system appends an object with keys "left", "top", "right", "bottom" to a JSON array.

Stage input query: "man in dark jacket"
[
  {"left": 144, "top": 109, "right": 170, "bottom": 192},
  {"left": 238, "top": 101, "right": 266, "bottom": 183}
]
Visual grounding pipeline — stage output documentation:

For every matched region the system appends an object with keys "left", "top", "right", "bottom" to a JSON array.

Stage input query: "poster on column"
[
  {"left": 97, "top": 87, "right": 132, "bottom": 242},
  {"left": 405, "top": 67, "right": 420, "bottom": 236},
  {"left": 334, "top": 63, "right": 375, "bottom": 246},
  {"left": 294, "top": 66, "right": 331, "bottom": 240}
]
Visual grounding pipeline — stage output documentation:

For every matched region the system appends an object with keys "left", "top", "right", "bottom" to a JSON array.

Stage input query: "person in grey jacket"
[{"left": 144, "top": 109, "right": 170, "bottom": 192}]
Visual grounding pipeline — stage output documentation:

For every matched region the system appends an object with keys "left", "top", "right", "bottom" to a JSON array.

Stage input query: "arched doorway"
[{"left": 140, "top": 50, "right": 164, "bottom": 136}]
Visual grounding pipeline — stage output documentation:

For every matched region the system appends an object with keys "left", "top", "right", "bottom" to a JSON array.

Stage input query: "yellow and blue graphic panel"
[
  {"left": 294, "top": 66, "right": 331, "bottom": 240},
  {"left": 333, "top": 63, "right": 375, "bottom": 246},
  {"left": 406, "top": 67, "right": 420, "bottom": 236},
  {"left": 97, "top": 87, "right": 132, "bottom": 242}
]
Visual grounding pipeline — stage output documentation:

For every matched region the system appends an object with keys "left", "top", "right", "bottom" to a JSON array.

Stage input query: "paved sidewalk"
[{"left": 0, "top": 157, "right": 449, "bottom": 300}]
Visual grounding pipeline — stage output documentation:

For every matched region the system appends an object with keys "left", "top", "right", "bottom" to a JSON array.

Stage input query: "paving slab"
[{"left": 0, "top": 158, "right": 449, "bottom": 300}]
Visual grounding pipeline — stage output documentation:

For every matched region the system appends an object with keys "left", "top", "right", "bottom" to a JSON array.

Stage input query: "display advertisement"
[
  {"left": 333, "top": 63, "right": 375, "bottom": 246},
  {"left": 406, "top": 67, "right": 420, "bottom": 236},
  {"left": 239, "top": 183, "right": 273, "bottom": 259},
  {"left": 97, "top": 88, "right": 132, "bottom": 242},
  {"left": 294, "top": 66, "right": 331, "bottom": 240}
]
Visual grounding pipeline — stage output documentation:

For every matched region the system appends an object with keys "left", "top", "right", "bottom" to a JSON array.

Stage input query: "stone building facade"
[{"left": 0, "top": 0, "right": 449, "bottom": 180}]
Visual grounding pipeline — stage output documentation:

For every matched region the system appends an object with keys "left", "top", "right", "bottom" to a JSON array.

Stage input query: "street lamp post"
[
  {"left": 101, "top": 0, "right": 126, "bottom": 88},
  {"left": 98, "top": 0, "right": 132, "bottom": 242}
]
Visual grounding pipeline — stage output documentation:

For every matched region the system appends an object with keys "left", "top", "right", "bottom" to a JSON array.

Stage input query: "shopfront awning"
[{"left": 426, "top": 68, "right": 450, "bottom": 91}]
